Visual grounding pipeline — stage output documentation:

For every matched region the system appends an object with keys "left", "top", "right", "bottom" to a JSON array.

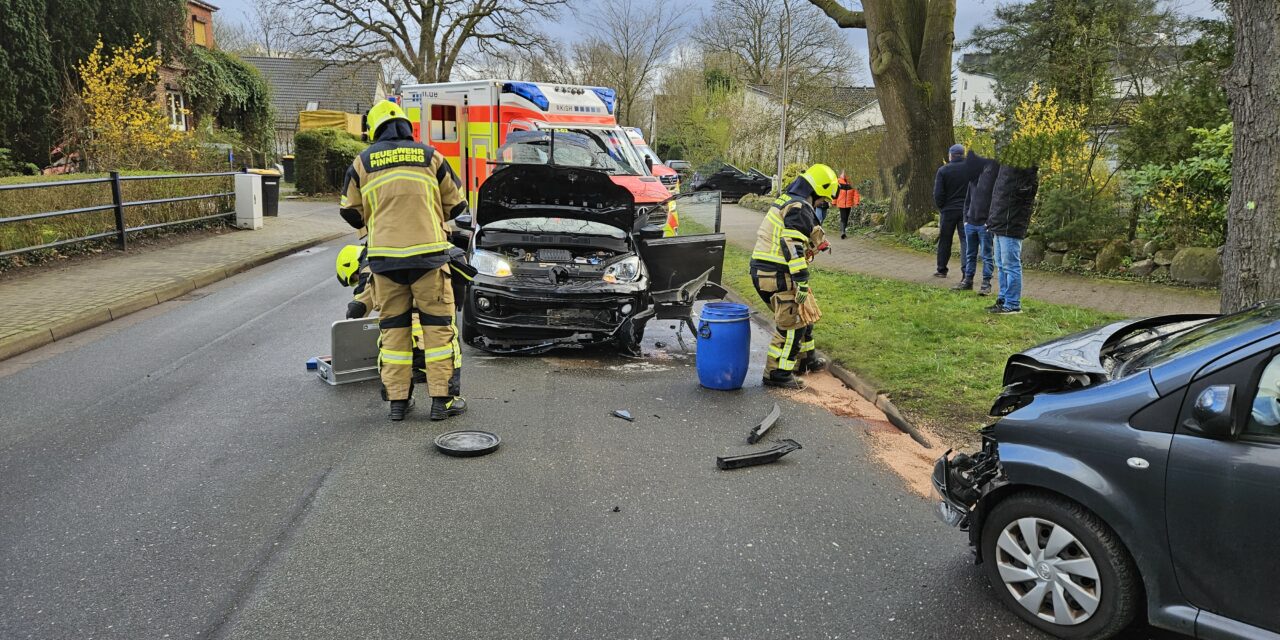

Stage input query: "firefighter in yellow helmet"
[
  {"left": 750, "top": 163, "right": 835, "bottom": 389},
  {"left": 337, "top": 241, "right": 429, "bottom": 384},
  {"left": 339, "top": 100, "right": 468, "bottom": 421}
]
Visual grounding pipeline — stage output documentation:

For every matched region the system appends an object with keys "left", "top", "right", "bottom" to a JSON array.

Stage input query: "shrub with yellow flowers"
[
  {"left": 71, "top": 36, "right": 195, "bottom": 170},
  {"left": 1128, "top": 123, "right": 1231, "bottom": 248},
  {"left": 999, "top": 84, "right": 1124, "bottom": 247}
]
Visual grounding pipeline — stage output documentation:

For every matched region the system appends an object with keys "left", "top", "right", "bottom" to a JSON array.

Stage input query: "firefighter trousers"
[
  {"left": 750, "top": 267, "right": 816, "bottom": 375},
  {"left": 354, "top": 269, "right": 426, "bottom": 370},
  {"left": 371, "top": 267, "right": 460, "bottom": 400}
]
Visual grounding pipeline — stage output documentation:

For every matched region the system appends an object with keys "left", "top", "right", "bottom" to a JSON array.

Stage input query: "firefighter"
[
  {"left": 750, "top": 164, "right": 835, "bottom": 389},
  {"left": 337, "top": 242, "right": 428, "bottom": 383},
  {"left": 339, "top": 100, "right": 468, "bottom": 421}
]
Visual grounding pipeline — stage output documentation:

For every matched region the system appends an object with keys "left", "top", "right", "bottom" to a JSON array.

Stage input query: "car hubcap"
[{"left": 996, "top": 517, "right": 1102, "bottom": 626}]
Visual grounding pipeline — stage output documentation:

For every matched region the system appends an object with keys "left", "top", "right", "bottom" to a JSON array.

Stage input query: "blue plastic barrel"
[{"left": 696, "top": 302, "right": 752, "bottom": 390}]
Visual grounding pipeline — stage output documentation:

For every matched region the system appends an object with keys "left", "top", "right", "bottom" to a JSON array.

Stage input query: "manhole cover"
[{"left": 434, "top": 430, "right": 500, "bottom": 457}]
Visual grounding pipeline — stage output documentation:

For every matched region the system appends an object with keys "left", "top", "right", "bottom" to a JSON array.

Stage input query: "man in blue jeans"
[
  {"left": 984, "top": 164, "right": 1039, "bottom": 314},
  {"left": 953, "top": 153, "right": 997, "bottom": 294}
]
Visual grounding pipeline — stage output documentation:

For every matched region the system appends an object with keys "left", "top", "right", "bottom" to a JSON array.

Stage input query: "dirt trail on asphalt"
[{"left": 785, "top": 372, "right": 946, "bottom": 498}]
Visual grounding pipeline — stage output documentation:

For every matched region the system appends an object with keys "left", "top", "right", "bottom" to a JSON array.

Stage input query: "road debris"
[
  {"left": 716, "top": 439, "right": 803, "bottom": 470},
  {"left": 611, "top": 506, "right": 621, "bottom": 513},
  {"left": 434, "top": 431, "right": 501, "bottom": 457},
  {"left": 612, "top": 410, "right": 635, "bottom": 422},
  {"left": 747, "top": 403, "right": 781, "bottom": 444}
]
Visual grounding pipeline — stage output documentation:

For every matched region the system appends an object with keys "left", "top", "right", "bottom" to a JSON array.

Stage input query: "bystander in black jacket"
[
  {"left": 986, "top": 165, "right": 1039, "bottom": 239},
  {"left": 933, "top": 156, "right": 973, "bottom": 217},
  {"left": 964, "top": 157, "right": 1000, "bottom": 226}
]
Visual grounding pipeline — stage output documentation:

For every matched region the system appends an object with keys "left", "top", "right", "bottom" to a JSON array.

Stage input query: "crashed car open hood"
[
  {"left": 477, "top": 164, "right": 637, "bottom": 230},
  {"left": 993, "top": 314, "right": 1216, "bottom": 415}
]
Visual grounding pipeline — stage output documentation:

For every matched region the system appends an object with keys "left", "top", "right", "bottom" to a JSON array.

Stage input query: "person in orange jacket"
[{"left": 835, "top": 170, "right": 861, "bottom": 239}]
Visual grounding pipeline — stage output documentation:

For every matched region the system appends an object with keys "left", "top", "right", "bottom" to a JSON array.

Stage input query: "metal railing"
[{"left": 0, "top": 171, "right": 236, "bottom": 259}]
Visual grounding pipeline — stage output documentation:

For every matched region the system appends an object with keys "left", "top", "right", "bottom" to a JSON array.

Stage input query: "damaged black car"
[
  {"left": 933, "top": 303, "right": 1280, "bottom": 640},
  {"left": 454, "top": 161, "right": 727, "bottom": 355}
]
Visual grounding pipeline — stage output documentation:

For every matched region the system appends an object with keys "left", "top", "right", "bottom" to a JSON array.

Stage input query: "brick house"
[{"left": 156, "top": 0, "right": 219, "bottom": 132}]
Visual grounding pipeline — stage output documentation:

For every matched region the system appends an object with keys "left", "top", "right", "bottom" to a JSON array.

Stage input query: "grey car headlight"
[{"left": 603, "top": 255, "right": 641, "bottom": 283}]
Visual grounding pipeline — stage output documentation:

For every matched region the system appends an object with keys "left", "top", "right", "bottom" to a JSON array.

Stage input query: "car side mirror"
[
  {"left": 454, "top": 214, "right": 473, "bottom": 231},
  {"left": 1185, "top": 384, "right": 1239, "bottom": 439}
]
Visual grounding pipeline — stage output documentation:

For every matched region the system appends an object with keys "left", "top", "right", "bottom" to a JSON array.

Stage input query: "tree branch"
[{"left": 807, "top": 0, "right": 866, "bottom": 29}]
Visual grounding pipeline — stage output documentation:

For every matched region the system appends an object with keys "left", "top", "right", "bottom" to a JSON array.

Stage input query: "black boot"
[
  {"left": 978, "top": 280, "right": 993, "bottom": 296},
  {"left": 950, "top": 278, "right": 973, "bottom": 291},
  {"left": 763, "top": 370, "right": 805, "bottom": 390},
  {"left": 797, "top": 355, "right": 828, "bottom": 374},
  {"left": 389, "top": 398, "right": 413, "bottom": 421},
  {"left": 430, "top": 396, "right": 467, "bottom": 421}
]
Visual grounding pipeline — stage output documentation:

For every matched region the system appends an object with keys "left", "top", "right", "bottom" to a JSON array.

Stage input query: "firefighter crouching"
[
  {"left": 750, "top": 164, "right": 836, "bottom": 390},
  {"left": 336, "top": 242, "right": 427, "bottom": 384},
  {"left": 339, "top": 100, "right": 470, "bottom": 422}
]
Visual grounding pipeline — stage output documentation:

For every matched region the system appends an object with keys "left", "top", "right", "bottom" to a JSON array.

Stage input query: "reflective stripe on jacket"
[
  {"left": 340, "top": 125, "right": 466, "bottom": 273},
  {"left": 751, "top": 194, "right": 820, "bottom": 282}
]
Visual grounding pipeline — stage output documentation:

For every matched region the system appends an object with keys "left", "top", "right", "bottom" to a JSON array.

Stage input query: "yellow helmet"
[
  {"left": 365, "top": 99, "right": 409, "bottom": 140},
  {"left": 336, "top": 244, "right": 363, "bottom": 286},
  {"left": 801, "top": 163, "right": 839, "bottom": 199}
]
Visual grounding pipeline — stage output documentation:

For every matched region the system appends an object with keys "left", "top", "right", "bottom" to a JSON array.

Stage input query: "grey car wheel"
[
  {"left": 981, "top": 492, "right": 1140, "bottom": 640},
  {"left": 995, "top": 516, "right": 1102, "bottom": 625}
]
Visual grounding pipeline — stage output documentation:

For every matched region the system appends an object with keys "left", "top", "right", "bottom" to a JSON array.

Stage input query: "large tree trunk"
[
  {"left": 810, "top": 0, "right": 956, "bottom": 232},
  {"left": 1221, "top": 0, "right": 1280, "bottom": 312}
]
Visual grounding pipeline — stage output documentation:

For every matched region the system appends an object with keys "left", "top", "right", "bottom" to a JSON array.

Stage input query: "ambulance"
[{"left": 398, "top": 80, "right": 672, "bottom": 214}]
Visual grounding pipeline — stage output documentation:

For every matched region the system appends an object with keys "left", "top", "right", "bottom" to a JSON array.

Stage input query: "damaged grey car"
[
  {"left": 934, "top": 302, "right": 1280, "bottom": 640},
  {"left": 453, "top": 144, "right": 726, "bottom": 355}
]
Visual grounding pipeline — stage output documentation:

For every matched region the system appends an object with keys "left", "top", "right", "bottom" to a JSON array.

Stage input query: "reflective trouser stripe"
[
  {"left": 371, "top": 268, "right": 458, "bottom": 400},
  {"left": 800, "top": 340, "right": 815, "bottom": 352}
]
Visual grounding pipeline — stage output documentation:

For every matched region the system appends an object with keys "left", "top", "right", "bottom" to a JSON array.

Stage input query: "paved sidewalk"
[
  {"left": 721, "top": 204, "right": 1220, "bottom": 316},
  {"left": 0, "top": 199, "right": 350, "bottom": 361}
]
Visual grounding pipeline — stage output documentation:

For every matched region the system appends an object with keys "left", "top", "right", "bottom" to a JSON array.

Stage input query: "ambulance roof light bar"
[{"left": 501, "top": 81, "right": 550, "bottom": 110}]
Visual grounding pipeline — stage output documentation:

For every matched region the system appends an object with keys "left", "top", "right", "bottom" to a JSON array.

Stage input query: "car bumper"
[
  {"left": 464, "top": 277, "right": 654, "bottom": 353},
  {"left": 932, "top": 452, "right": 974, "bottom": 529}
]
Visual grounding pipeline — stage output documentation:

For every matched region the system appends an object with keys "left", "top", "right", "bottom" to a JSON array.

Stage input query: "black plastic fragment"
[
  {"left": 716, "top": 439, "right": 803, "bottom": 470},
  {"left": 747, "top": 403, "right": 781, "bottom": 444},
  {"left": 613, "top": 410, "right": 634, "bottom": 422}
]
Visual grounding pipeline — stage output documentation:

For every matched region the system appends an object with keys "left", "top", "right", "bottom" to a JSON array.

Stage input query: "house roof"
[
  {"left": 748, "top": 84, "right": 879, "bottom": 119},
  {"left": 243, "top": 57, "right": 384, "bottom": 130},
  {"left": 188, "top": 0, "right": 219, "bottom": 11}
]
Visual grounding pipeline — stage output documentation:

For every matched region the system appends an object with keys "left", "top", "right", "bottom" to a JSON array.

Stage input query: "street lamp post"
[{"left": 775, "top": 0, "right": 791, "bottom": 194}]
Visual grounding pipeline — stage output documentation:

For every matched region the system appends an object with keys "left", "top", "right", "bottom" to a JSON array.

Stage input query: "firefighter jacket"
[
  {"left": 339, "top": 120, "right": 467, "bottom": 273},
  {"left": 750, "top": 193, "right": 824, "bottom": 284}
]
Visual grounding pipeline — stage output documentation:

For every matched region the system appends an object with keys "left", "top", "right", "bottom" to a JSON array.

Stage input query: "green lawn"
[{"left": 720, "top": 243, "right": 1122, "bottom": 437}]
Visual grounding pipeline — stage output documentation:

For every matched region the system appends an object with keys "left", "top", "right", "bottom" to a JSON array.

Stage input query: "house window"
[
  {"left": 430, "top": 104, "right": 458, "bottom": 142},
  {"left": 167, "top": 91, "right": 187, "bottom": 131},
  {"left": 192, "top": 16, "right": 207, "bottom": 47}
]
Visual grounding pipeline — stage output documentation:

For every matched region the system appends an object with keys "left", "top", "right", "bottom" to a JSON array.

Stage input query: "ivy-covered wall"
[{"left": 181, "top": 48, "right": 273, "bottom": 160}]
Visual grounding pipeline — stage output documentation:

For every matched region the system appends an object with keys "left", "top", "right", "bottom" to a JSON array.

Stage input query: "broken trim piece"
[
  {"left": 716, "top": 439, "right": 802, "bottom": 470},
  {"left": 747, "top": 403, "right": 781, "bottom": 444}
]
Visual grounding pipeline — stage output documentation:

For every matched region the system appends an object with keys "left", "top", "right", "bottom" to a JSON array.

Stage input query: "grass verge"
[{"left": 720, "top": 243, "right": 1122, "bottom": 441}]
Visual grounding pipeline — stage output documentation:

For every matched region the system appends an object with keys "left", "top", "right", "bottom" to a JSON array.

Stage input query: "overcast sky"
[{"left": 213, "top": 0, "right": 1223, "bottom": 85}]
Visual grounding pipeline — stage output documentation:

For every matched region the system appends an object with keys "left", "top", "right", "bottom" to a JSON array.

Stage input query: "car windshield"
[
  {"left": 484, "top": 217, "right": 625, "bottom": 239},
  {"left": 1119, "top": 304, "right": 1280, "bottom": 373},
  {"left": 496, "top": 128, "right": 645, "bottom": 175}
]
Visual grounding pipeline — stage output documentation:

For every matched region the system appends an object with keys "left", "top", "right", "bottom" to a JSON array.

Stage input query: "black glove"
[
  {"left": 339, "top": 208, "right": 364, "bottom": 229},
  {"left": 346, "top": 300, "right": 367, "bottom": 319}
]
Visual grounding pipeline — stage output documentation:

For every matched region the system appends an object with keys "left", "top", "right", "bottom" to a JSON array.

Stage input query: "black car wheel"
[{"left": 980, "top": 492, "right": 1140, "bottom": 640}]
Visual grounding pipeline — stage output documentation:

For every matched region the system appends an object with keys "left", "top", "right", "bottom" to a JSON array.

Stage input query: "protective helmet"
[
  {"left": 365, "top": 99, "right": 410, "bottom": 140},
  {"left": 336, "top": 244, "right": 363, "bottom": 286},
  {"left": 801, "top": 163, "right": 839, "bottom": 199}
]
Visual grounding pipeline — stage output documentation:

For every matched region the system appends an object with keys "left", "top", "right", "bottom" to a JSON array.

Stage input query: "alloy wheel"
[{"left": 994, "top": 517, "right": 1102, "bottom": 626}]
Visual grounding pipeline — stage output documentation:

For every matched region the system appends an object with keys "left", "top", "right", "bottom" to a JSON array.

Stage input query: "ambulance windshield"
[{"left": 496, "top": 128, "right": 645, "bottom": 175}]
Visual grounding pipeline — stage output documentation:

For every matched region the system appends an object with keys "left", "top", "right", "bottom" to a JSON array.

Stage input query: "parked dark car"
[
  {"left": 691, "top": 164, "right": 771, "bottom": 202},
  {"left": 454, "top": 162, "right": 726, "bottom": 355},
  {"left": 934, "top": 303, "right": 1280, "bottom": 640}
]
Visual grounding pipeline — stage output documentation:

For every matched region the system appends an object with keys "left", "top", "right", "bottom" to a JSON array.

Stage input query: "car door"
[
  {"left": 1165, "top": 345, "right": 1280, "bottom": 633},
  {"left": 637, "top": 191, "right": 725, "bottom": 297}
]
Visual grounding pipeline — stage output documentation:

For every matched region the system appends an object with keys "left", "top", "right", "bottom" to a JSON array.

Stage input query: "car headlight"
[
  {"left": 472, "top": 249, "right": 513, "bottom": 278},
  {"left": 603, "top": 255, "right": 641, "bottom": 283}
]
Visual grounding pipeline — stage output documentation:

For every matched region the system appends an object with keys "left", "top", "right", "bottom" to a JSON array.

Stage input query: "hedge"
[
  {"left": 295, "top": 128, "right": 366, "bottom": 194},
  {"left": 0, "top": 171, "right": 234, "bottom": 256}
]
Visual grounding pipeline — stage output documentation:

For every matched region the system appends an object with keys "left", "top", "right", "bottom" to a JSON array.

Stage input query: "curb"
[
  {"left": 718, "top": 285, "right": 930, "bottom": 447},
  {"left": 0, "top": 229, "right": 348, "bottom": 363}
]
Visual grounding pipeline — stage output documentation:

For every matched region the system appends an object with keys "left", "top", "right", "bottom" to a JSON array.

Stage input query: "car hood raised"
[
  {"left": 1003, "top": 313, "right": 1218, "bottom": 384},
  {"left": 478, "top": 164, "right": 637, "bottom": 230}
]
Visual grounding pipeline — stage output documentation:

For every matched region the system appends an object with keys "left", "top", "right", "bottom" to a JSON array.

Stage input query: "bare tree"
[
  {"left": 212, "top": 14, "right": 255, "bottom": 55},
  {"left": 697, "top": 0, "right": 855, "bottom": 89},
  {"left": 282, "top": 0, "right": 567, "bottom": 82},
  {"left": 249, "top": 3, "right": 303, "bottom": 57},
  {"left": 572, "top": 0, "right": 684, "bottom": 127}
]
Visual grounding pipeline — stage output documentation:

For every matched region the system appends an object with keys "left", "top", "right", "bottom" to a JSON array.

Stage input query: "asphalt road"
[{"left": 0, "top": 241, "right": 1179, "bottom": 639}]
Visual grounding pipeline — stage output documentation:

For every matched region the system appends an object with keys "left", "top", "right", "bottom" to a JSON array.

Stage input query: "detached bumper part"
[
  {"left": 717, "top": 439, "right": 802, "bottom": 470},
  {"left": 747, "top": 403, "right": 781, "bottom": 444}
]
